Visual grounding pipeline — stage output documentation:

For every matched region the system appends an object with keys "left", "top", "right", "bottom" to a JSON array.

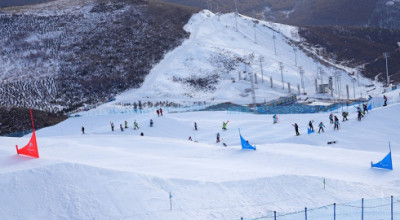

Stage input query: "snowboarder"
[
  {"left": 222, "top": 121, "right": 229, "bottom": 130},
  {"left": 156, "top": 109, "right": 160, "bottom": 117},
  {"left": 134, "top": 120, "right": 139, "bottom": 130},
  {"left": 309, "top": 120, "right": 314, "bottom": 131},
  {"left": 342, "top": 112, "right": 348, "bottom": 121},
  {"left": 110, "top": 122, "right": 114, "bottom": 131},
  {"left": 160, "top": 108, "right": 163, "bottom": 116},
  {"left": 318, "top": 122, "right": 325, "bottom": 133},
  {"left": 273, "top": 114, "right": 278, "bottom": 124},
  {"left": 329, "top": 113, "right": 334, "bottom": 124},
  {"left": 188, "top": 136, "right": 193, "bottom": 141},
  {"left": 81, "top": 126, "right": 85, "bottom": 135},
  {"left": 293, "top": 123, "right": 300, "bottom": 136},
  {"left": 120, "top": 124, "right": 124, "bottom": 131},
  {"left": 150, "top": 119, "right": 154, "bottom": 127},
  {"left": 334, "top": 116, "right": 339, "bottom": 130},
  {"left": 383, "top": 95, "right": 388, "bottom": 106},
  {"left": 194, "top": 122, "right": 197, "bottom": 131},
  {"left": 216, "top": 133, "right": 220, "bottom": 143},
  {"left": 125, "top": 120, "right": 128, "bottom": 129},
  {"left": 363, "top": 103, "right": 368, "bottom": 114},
  {"left": 357, "top": 107, "right": 362, "bottom": 121}
]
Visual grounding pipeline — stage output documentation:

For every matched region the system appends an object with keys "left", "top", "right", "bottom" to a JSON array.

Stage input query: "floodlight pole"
[
  {"left": 273, "top": 32, "right": 277, "bottom": 55},
  {"left": 279, "top": 62, "right": 284, "bottom": 89},
  {"left": 383, "top": 52, "right": 390, "bottom": 87},
  {"left": 293, "top": 48, "right": 298, "bottom": 67}
]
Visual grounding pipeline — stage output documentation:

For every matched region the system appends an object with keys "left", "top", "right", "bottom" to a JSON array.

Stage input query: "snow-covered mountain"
[{"left": 116, "top": 10, "right": 379, "bottom": 106}]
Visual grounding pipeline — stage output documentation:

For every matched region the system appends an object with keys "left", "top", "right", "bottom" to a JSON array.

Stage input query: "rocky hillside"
[{"left": 0, "top": 0, "right": 197, "bottom": 113}]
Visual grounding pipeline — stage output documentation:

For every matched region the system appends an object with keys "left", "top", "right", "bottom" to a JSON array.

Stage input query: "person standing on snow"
[
  {"left": 273, "top": 114, "right": 278, "bottom": 124},
  {"left": 125, "top": 120, "right": 128, "bottom": 129},
  {"left": 383, "top": 95, "right": 388, "bottom": 106},
  {"left": 309, "top": 120, "right": 314, "bottom": 131},
  {"left": 357, "top": 107, "right": 363, "bottom": 121},
  {"left": 334, "top": 116, "right": 340, "bottom": 130},
  {"left": 156, "top": 109, "right": 160, "bottom": 117},
  {"left": 160, "top": 108, "right": 163, "bottom": 116},
  {"left": 120, "top": 124, "right": 124, "bottom": 131},
  {"left": 342, "top": 112, "right": 348, "bottom": 121},
  {"left": 216, "top": 133, "right": 220, "bottom": 143},
  {"left": 329, "top": 113, "right": 334, "bottom": 124},
  {"left": 134, "top": 120, "right": 139, "bottom": 130},
  {"left": 150, "top": 119, "right": 154, "bottom": 127},
  {"left": 363, "top": 103, "right": 368, "bottom": 114},
  {"left": 110, "top": 122, "right": 114, "bottom": 131},
  {"left": 293, "top": 123, "right": 300, "bottom": 136},
  {"left": 222, "top": 121, "right": 229, "bottom": 130},
  {"left": 194, "top": 122, "right": 197, "bottom": 131},
  {"left": 81, "top": 126, "right": 85, "bottom": 135},
  {"left": 318, "top": 122, "right": 325, "bottom": 133}
]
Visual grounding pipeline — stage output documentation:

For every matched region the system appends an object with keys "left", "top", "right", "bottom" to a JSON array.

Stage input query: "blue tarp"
[
  {"left": 308, "top": 128, "right": 314, "bottom": 134},
  {"left": 371, "top": 143, "right": 393, "bottom": 170},
  {"left": 239, "top": 129, "right": 256, "bottom": 150}
]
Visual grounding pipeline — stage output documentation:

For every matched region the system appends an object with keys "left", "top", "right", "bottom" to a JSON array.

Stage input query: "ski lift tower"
[{"left": 383, "top": 52, "right": 390, "bottom": 87}]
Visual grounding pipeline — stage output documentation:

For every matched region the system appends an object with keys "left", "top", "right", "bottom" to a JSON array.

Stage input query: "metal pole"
[
  {"left": 346, "top": 85, "right": 349, "bottom": 101},
  {"left": 361, "top": 198, "right": 364, "bottom": 220},
  {"left": 288, "top": 82, "right": 291, "bottom": 93},
  {"left": 305, "top": 207, "right": 307, "bottom": 220},
  {"left": 274, "top": 211, "right": 276, "bottom": 220},
  {"left": 279, "top": 62, "right": 284, "bottom": 89},
  {"left": 253, "top": 22, "right": 257, "bottom": 43},
  {"left": 383, "top": 52, "right": 390, "bottom": 86},
  {"left": 315, "top": 78, "right": 318, "bottom": 93},
  {"left": 334, "top": 203, "right": 336, "bottom": 220},
  {"left": 270, "top": 77, "right": 273, "bottom": 88},
  {"left": 391, "top": 195, "right": 393, "bottom": 220},
  {"left": 293, "top": 48, "right": 298, "bottom": 67},
  {"left": 273, "top": 32, "right": 277, "bottom": 55},
  {"left": 298, "top": 84, "right": 300, "bottom": 95},
  {"left": 352, "top": 79, "right": 356, "bottom": 99},
  {"left": 259, "top": 56, "right": 264, "bottom": 83}
]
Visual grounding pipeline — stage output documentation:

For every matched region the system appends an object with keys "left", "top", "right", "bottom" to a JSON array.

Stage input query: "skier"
[
  {"left": 110, "top": 122, "right": 114, "bottom": 131},
  {"left": 160, "top": 108, "right": 163, "bottom": 116},
  {"left": 318, "top": 122, "right": 325, "bottom": 133},
  {"left": 334, "top": 116, "right": 339, "bottom": 130},
  {"left": 81, "top": 126, "right": 85, "bottom": 135},
  {"left": 216, "top": 133, "right": 220, "bottom": 143},
  {"left": 273, "top": 114, "right": 278, "bottom": 124},
  {"left": 194, "top": 122, "right": 197, "bottom": 131},
  {"left": 150, "top": 119, "right": 154, "bottom": 127},
  {"left": 308, "top": 120, "right": 314, "bottom": 131},
  {"left": 134, "top": 120, "right": 139, "bottom": 130},
  {"left": 222, "top": 120, "right": 229, "bottom": 130},
  {"left": 329, "top": 113, "right": 334, "bottom": 124},
  {"left": 342, "top": 112, "right": 348, "bottom": 121},
  {"left": 293, "top": 123, "right": 300, "bottom": 136},
  {"left": 156, "top": 109, "right": 160, "bottom": 117},
  {"left": 120, "top": 124, "right": 124, "bottom": 131},
  {"left": 383, "top": 95, "right": 388, "bottom": 106},
  {"left": 125, "top": 120, "right": 128, "bottom": 129}
]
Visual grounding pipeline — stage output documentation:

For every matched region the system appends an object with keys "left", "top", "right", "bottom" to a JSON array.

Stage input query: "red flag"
[{"left": 16, "top": 109, "right": 39, "bottom": 158}]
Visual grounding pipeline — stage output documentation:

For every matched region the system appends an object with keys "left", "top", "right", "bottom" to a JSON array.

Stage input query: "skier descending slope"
[{"left": 222, "top": 121, "right": 229, "bottom": 131}]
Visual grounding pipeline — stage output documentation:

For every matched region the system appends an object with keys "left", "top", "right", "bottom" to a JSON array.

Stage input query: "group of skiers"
[{"left": 156, "top": 108, "right": 163, "bottom": 117}]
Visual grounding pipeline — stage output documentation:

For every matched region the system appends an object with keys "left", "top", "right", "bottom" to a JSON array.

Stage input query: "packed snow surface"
[{"left": 1, "top": 95, "right": 400, "bottom": 219}]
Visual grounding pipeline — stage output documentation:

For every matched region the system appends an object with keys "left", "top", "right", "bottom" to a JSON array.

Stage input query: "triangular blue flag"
[
  {"left": 371, "top": 142, "right": 393, "bottom": 170},
  {"left": 239, "top": 129, "right": 256, "bottom": 150},
  {"left": 367, "top": 104, "right": 372, "bottom": 110},
  {"left": 308, "top": 128, "right": 314, "bottom": 134}
]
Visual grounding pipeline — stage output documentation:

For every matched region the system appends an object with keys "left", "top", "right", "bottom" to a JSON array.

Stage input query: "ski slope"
[
  {"left": 115, "top": 10, "right": 380, "bottom": 106},
  {"left": 1, "top": 93, "right": 400, "bottom": 219}
]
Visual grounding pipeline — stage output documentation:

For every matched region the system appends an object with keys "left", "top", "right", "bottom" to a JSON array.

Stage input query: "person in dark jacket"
[
  {"left": 309, "top": 120, "right": 314, "bottom": 131},
  {"left": 293, "top": 123, "right": 300, "bottom": 136},
  {"left": 318, "top": 122, "right": 325, "bottom": 133},
  {"left": 334, "top": 116, "right": 340, "bottom": 130}
]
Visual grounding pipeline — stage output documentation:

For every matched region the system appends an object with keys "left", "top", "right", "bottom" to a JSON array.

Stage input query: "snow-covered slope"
[
  {"left": 1, "top": 92, "right": 400, "bottom": 219},
  {"left": 116, "top": 10, "right": 380, "bottom": 106}
]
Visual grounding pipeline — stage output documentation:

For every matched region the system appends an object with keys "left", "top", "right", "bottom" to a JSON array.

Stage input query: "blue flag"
[
  {"left": 371, "top": 143, "right": 393, "bottom": 170},
  {"left": 308, "top": 128, "right": 314, "bottom": 134},
  {"left": 239, "top": 129, "right": 256, "bottom": 150},
  {"left": 367, "top": 104, "right": 372, "bottom": 110}
]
